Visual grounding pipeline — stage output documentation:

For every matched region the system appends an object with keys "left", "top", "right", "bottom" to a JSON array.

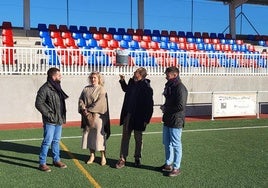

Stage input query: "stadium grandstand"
[{"left": 0, "top": 0, "right": 268, "bottom": 126}]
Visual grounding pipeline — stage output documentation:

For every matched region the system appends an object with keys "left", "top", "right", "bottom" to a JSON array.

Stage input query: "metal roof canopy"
[
  {"left": 211, "top": 0, "right": 268, "bottom": 38},
  {"left": 22, "top": 0, "right": 267, "bottom": 38}
]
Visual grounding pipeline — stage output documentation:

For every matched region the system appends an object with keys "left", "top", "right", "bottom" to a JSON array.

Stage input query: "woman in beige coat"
[{"left": 78, "top": 71, "right": 110, "bottom": 166}]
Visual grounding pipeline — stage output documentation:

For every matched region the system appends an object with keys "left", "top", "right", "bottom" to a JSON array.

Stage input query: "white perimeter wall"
[{"left": 0, "top": 75, "right": 268, "bottom": 124}]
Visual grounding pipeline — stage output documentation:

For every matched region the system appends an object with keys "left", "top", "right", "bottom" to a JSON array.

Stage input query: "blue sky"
[{"left": 1, "top": 0, "right": 268, "bottom": 35}]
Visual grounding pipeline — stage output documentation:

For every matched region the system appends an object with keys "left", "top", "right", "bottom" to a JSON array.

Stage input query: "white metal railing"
[{"left": 1, "top": 46, "right": 268, "bottom": 75}]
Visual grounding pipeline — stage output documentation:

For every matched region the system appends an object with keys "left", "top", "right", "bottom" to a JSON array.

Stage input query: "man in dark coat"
[
  {"left": 116, "top": 67, "right": 154, "bottom": 168},
  {"left": 160, "top": 66, "right": 188, "bottom": 177},
  {"left": 35, "top": 67, "right": 69, "bottom": 172}
]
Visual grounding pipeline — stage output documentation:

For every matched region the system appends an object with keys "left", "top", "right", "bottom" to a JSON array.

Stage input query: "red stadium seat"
[
  {"left": 48, "top": 24, "right": 57, "bottom": 31},
  {"left": 178, "top": 37, "right": 186, "bottom": 43},
  {"left": 2, "top": 21, "right": 12, "bottom": 29},
  {"left": 109, "top": 39, "right": 119, "bottom": 49},
  {"left": 99, "top": 39, "right": 108, "bottom": 48},
  {"left": 103, "top": 33, "right": 113, "bottom": 40},
  {"left": 2, "top": 29, "right": 13, "bottom": 36},
  {"left": 127, "top": 28, "right": 135, "bottom": 35},
  {"left": 140, "top": 40, "right": 149, "bottom": 49},
  {"left": 150, "top": 41, "right": 160, "bottom": 50},
  {"left": 99, "top": 27, "right": 107, "bottom": 34},
  {"left": 194, "top": 32, "right": 202, "bottom": 38},
  {"left": 89, "top": 26, "right": 98, "bottom": 34},
  {"left": 142, "top": 35, "right": 151, "bottom": 42},
  {"left": 65, "top": 37, "right": 77, "bottom": 48},
  {"left": 169, "top": 30, "right": 177, "bottom": 37},
  {"left": 50, "top": 30, "right": 61, "bottom": 38},
  {"left": 202, "top": 32, "right": 209, "bottom": 38},
  {"left": 61, "top": 31, "right": 72, "bottom": 39},
  {"left": 211, "top": 38, "right": 220, "bottom": 44},
  {"left": 53, "top": 37, "right": 65, "bottom": 47},
  {"left": 2, "top": 35, "right": 14, "bottom": 46},
  {"left": 161, "top": 30, "right": 169, "bottom": 36},
  {"left": 133, "top": 35, "right": 142, "bottom": 42},
  {"left": 93, "top": 33, "right": 103, "bottom": 40},
  {"left": 2, "top": 48, "right": 15, "bottom": 65},
  {"left": 135, "top": 29, "right": 143, "bottom": 36},
  {"left": 170, "top": 36, "right": 179, "bottom": 43},
  {"left": 59, "top": 25, "right": 68, "bottom": 32}
]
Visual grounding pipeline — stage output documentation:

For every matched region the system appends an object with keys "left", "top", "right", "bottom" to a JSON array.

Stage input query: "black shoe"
[{"left": 134, "top": 159, "right": 141, "bottom": 168}]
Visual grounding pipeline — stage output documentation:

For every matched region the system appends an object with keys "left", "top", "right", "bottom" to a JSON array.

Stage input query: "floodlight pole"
[
  {"left": 130, "top": 0, "right": 133, "bottom": 28},
  {"left": 67, "top": 0, "right": 69, "bottom": 27}
]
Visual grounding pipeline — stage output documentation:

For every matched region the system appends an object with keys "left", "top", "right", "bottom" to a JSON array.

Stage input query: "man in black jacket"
[
  {"left": 160, "top": 66, "right": 188, "bottom": 177},
  {"left": 116, "top": 67, "right": 154, "bottom": 169},
  {"left": 35, "top": 67, "right": 69, "bottom": 172}
]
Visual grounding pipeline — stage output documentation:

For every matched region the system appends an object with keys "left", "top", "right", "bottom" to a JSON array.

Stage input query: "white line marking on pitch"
[{"left": 1, "top": 126, "right": 268, "bottom": 142}]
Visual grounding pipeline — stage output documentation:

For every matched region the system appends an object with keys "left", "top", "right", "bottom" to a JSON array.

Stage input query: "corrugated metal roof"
[{"left": 211, "top": 0, "right": 268, "bottom": 6}]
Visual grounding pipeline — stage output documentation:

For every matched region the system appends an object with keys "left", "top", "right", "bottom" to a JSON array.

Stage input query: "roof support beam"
[
  {"left": 23, "top": 0, "right": 30, "bottom": 30},
  {"left": 228, "top": 0, "right": 248, "bottom": 38},
  {"left": 138, "top": 0, "right": 144, "bottom": 29}
]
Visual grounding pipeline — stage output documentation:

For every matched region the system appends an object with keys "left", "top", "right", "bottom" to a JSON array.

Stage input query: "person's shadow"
[{"left": 0, "top": 141, "right": 162, "bottom": 173}]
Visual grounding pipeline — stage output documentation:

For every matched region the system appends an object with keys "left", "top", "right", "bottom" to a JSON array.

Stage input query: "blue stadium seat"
[
  {"left": 195, "top": 37, "right": 203, "bottom": 44},
  {"left": 151, "top": 35, "right": 160, "bottom": 42},
  {"left": 77, "top": 38, "right": 87, "bottom": 47},
  {"left": 119, "top": 40, "right": 130, "bottom": 49},
  {"left": 160, "top": 41, "right": 169, "bottom": 50},
  {"left": 152, "top": 29, "right": 160, "bottom": 36},
  {"left": 39, "top": 30, "right": 49, "bottom": 38},
  {"left": 79, "top": 25, "right": 89, "bottom": 33},
  {"left": 83, "top": 33, "right": 92, "bottom": 40},
  {"left": 187, "top": 37, "right": 195, "bottom": 43},
  {"left": 72, "top": 32, "right": 82, "bottom": 40},
  {"left": 258, "top": 40, "right": 266, "bottom": 46},
  {"left": 87, "top": 38, "right": 98, "bottom": 48},
  {"left": 129, "top": 40, "right": 140, "bottom": 50},
  {"left": 113, "top": 34, "right": 122, "bottom": 41},
  {"left": 178, "top": 31, "right": 186, "bottom": 37},
  {"left": 160, "top": 36, "right": 169, "bottom": 42},
  {"left": 117, "top": 28, "right": 126, "bottom": 35},
  {"left": 69, "top": 25, "right": 78, "bottom": 33},
  {"left": 169, "top": 42, "right": 178, "bottom": 51},
  {"left": 205, "top": 43, "right": 215, "bottom": 51},
  {"left": 123, "top": 34, "right": 132, "bottom": 42},
  {"left": 108, "top": 27, "right": 116, "bottom": 34},
  {"left": 218, "top": 33, "right": 225, "bottom": 39},
  {"left": 196, "top": 43, "right": 205, "bottom": 51},
  {"left": 186, "top": 31, "right": 194, "bottom": 38},
  {"left": 38, "top": 23, "right": 48, "bottom": 31},
  {"left": 45, "top": 49, "right": 60, "bottom": 65},
  {"left": 210, "top": 32, "right": 217, "bottom": 39},
  {"left": 41, "top": 35, "right": 54, "bottom": 48},
  {"left": 143, "top": 29, "right": 152, "bottom": 36}
]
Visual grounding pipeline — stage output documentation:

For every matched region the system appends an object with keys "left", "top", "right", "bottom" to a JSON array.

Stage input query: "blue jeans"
[
  {"left": 163, "top": 125, "right": 182, "bottom": 170},
  {"left": 39, "top": 123, "right": 62, "bottom": 165}
]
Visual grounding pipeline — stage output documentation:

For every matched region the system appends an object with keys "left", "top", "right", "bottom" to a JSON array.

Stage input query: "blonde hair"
[{"left": 88, "top": 71, "right": 104, "bottom": 86}]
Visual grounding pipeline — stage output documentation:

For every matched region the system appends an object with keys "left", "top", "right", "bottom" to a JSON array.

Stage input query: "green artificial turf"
[{"left": 0, "top": 118, "right": 268, "bottom": 188}]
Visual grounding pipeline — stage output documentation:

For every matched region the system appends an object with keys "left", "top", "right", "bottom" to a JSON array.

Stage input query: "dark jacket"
[
  {"left": 35, "top": 82, "right": 66, "bottom": 125},
  {"left": 162, "top": 77, "right": 188, "bottom": 128},
  {"left": 119, "top": 78, "right": 154, "bottom": 131}
]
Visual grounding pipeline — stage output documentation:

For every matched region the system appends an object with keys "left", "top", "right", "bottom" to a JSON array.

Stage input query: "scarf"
[
  {"left": 48, "top": 78, "right": 69, "bottom": 115},
  {"left": 163, "top": 77, "right": 181, "bottom": 97}
]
